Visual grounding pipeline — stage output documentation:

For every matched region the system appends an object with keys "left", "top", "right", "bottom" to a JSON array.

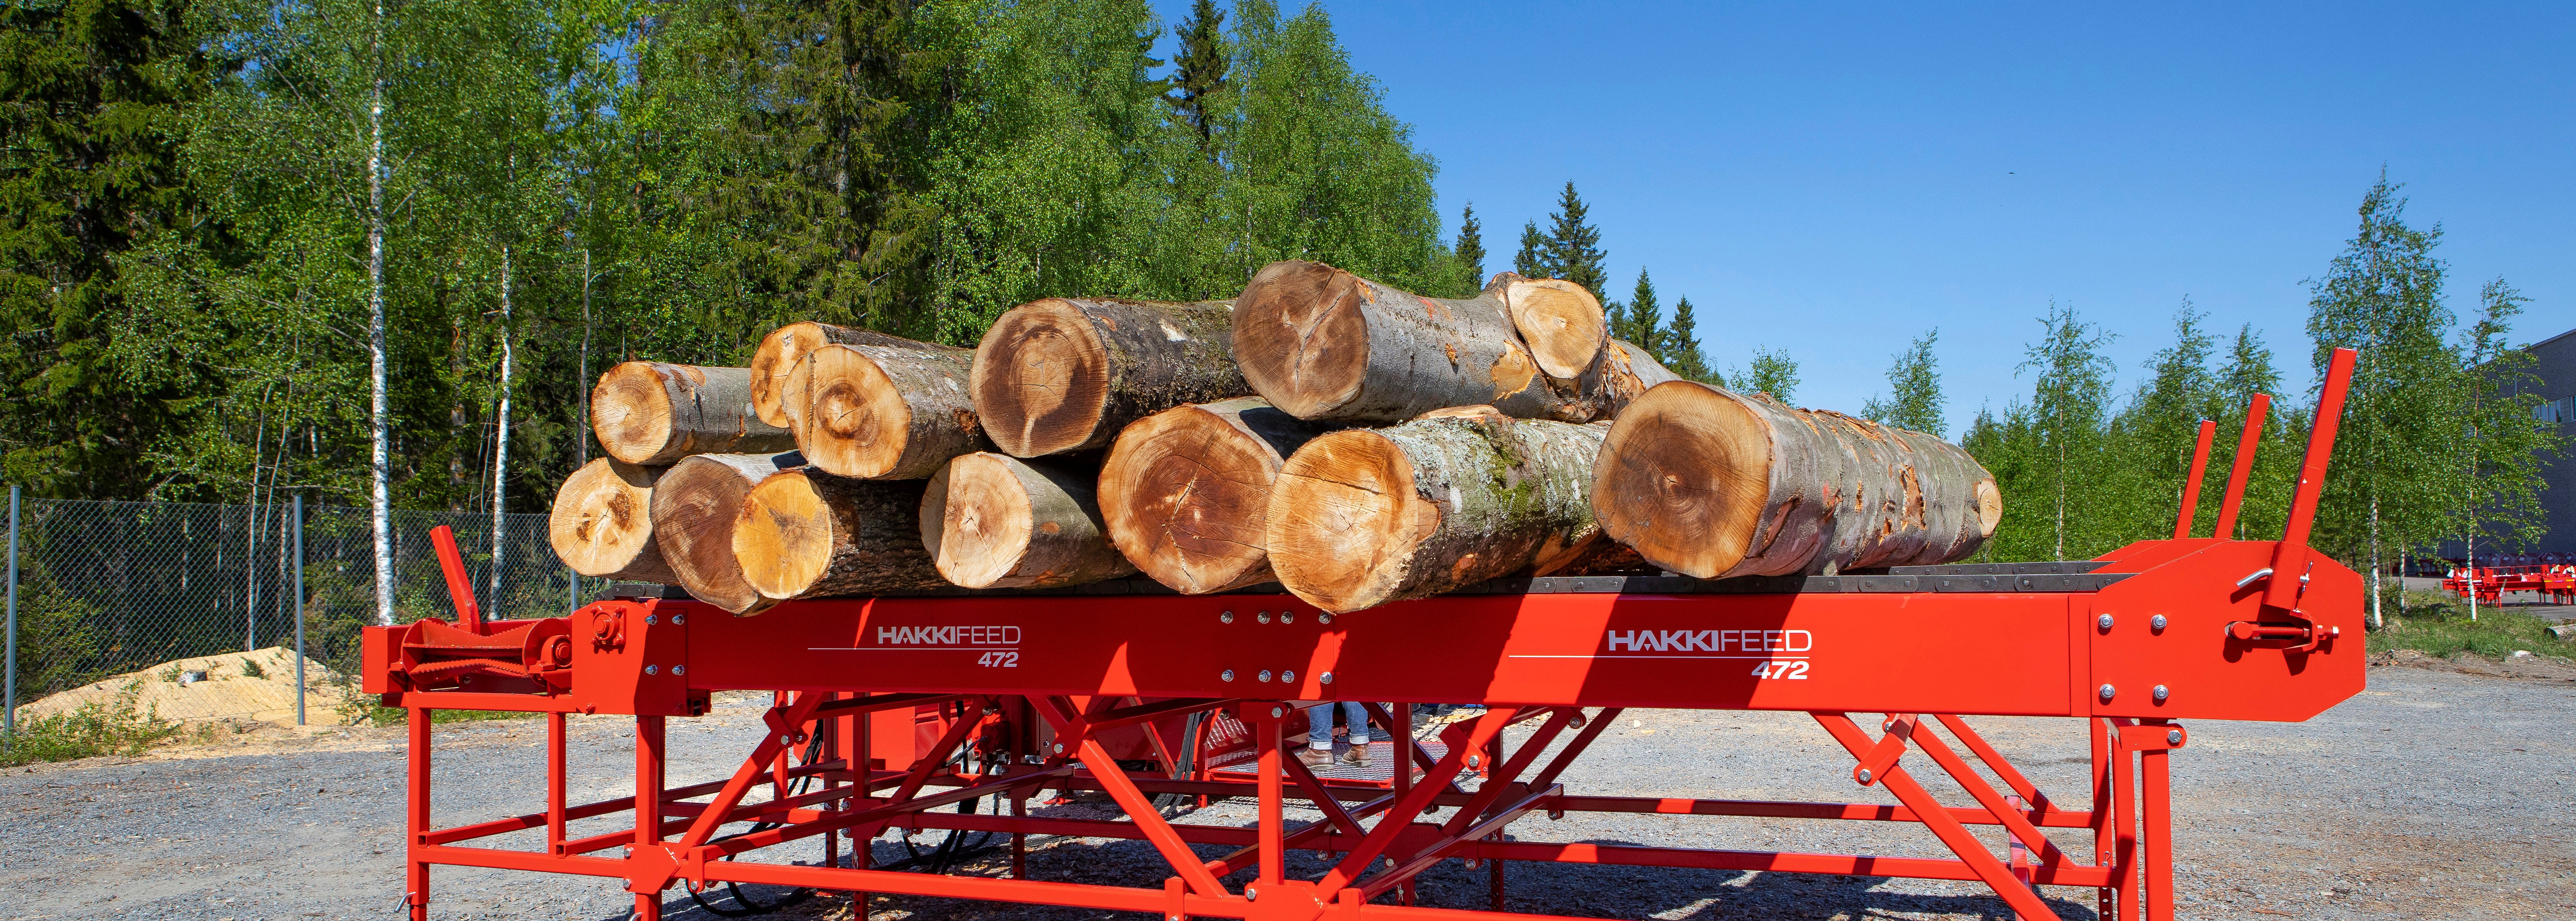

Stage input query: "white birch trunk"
[
  {"left": 489, "top": 244, "right": 514, "bottom": 612},
  {"left": 366, "top": 10, "right": 392, "bottom": 626}
]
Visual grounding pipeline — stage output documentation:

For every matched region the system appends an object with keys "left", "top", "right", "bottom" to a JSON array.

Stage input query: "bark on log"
[
  {"left": 921, "top": 453, "right": 1137, "bottom": 589},
  {"left": 748, "top": 322, "right": 925, "bottom": 428},
  {"left": 591, "top": 363, "right": 795, "bottom": 465},
  {"left": 1232, "top": 261, "right": 1611, "bottom": 423},
  {"left": 1266, "top": 412, "right": 1613, "bottom": 613},
  {"left": 1590, "top": 381, "right": 2003, "bottom": 580},
  {"left": 649, "top": 452, "right": 803, "bottom": 614},
  {"left": 547, "top": 458, "right": 678, "bottom": 583},
  {"left": 1097, "top": 397, "right": 1327, "bottom": 594},
  {"left": 790, "top": 343, "right": 988, "bottom": 479},
  {"left": 969, "top": 298, "right": 1244, "bottom": 458},
  {"left": 732, "top": 468, "right": 945, "bottom": 602}
]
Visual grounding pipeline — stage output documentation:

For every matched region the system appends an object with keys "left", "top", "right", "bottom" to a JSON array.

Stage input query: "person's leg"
[
  {"left": 1339, "top": 701, "right": 1372, "bottom": 764},
  {"left": 1300, "top": 703, "right": 1333, "bottom": 766}
]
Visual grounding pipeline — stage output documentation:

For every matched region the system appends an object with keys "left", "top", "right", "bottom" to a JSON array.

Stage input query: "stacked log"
[
  {"left": 1097, "top": 397, "right": 1326, "bottom": 594},
  {"left": 732, "top": 468, "right": 946, "bottom": 602},
  {"left": 1264, "top": 410, "right": 1618, "bottom": 613},
  {"left": 1590, "top": 381, "right": 2001, "bottom": 579},
  {"left": 922, "top": 453, "right": 1136, "bottom": 589},
  {"left": 787, "top": 342, "right": 986, "bottom": 479},
  {"left": 970, "top": 298, "right": 1244, "bottom": 457},
  {"left": 649, "top": 452, "right": 804, "bottom": 614},
  {"left": 747, "top": 322, "right": 925, "bottom": 428},
  {"left": 591, "top": 362, "right": 795, "bottom": 465},
  {"left": 547, "top": 458, "right": 677, "bottom": 584}
]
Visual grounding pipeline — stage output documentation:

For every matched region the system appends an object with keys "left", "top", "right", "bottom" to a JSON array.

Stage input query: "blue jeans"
[{"left": 1306, "top": 701, "right": 1370, "bottom": 749}]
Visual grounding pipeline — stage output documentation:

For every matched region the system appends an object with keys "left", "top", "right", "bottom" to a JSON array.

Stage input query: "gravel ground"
[{"left": 2, "top": 660, "right": 2569, "bottom": 921}]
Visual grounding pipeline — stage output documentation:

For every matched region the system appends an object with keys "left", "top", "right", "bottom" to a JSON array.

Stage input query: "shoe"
[
  {"left": 1339, "top": 745, "right": 1369, "bottom": 766},
  {"left": 1296, "top": 747, "right": 1333, "bottom": 768}
]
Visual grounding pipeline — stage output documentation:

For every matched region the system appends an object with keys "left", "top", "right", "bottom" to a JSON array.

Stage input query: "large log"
[
  {"left": 591, "top": 362, "right": 795, "bottom": 465},
  {"left": 748, "top": 322, "right": 925, "bottom": 428},
  {"left": 921, "top": 453, "right": 1136, "bottom": 589},
  {"left": 1231, "top": 262, "right": 1611, "bottom": 423},
  {"left": 547, "top": 458, "right": 678, "bottom": 583},
  {"left": 790, "top": 342, "right": 988, "bottom": 479},
  {"left": 1266, "top": 411, "right": 1613, "bottom": 613},
  {"left": 969, "top": 298, "right": 1244, "bottom": 457},
  {"left": 732, "top": 468, "right": 945, "bottom": 602},
  {"left": 1097, "top": 397, "right": 1327, "bottom": 594},
  {"left": 649, "top": 452, "right": 803, "bottom": 614},
  {"left": 1590, "top": 380, "right": 2002, "bottom": 579}
]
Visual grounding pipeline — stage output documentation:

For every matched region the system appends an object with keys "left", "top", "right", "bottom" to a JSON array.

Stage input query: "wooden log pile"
[{"left": 545, "top": 261, "right": 2001, "bottom": 615}]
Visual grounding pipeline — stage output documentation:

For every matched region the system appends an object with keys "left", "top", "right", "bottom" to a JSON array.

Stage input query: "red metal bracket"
[
  {"left": 2172, "top": 420, "right": 2216, "bottom": 539},
  {"left": 429, "top": 525, "right": 483, "bottom": 633},
  {"left": 1851, "top": 714, "right": 1917, "bottom": 786},
  {"left": 2211, "top": 393, "right": 2271, "bottom": 539}
]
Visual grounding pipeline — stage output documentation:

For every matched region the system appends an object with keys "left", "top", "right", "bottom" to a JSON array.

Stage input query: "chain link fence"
[{"left": 2, "top": 493, "right": 598, "bottom": 722}]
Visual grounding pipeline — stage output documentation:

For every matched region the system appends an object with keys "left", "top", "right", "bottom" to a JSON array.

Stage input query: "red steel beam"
[
  {"left": 2174, "top": 420, "right": 2216, "bottom": 538},
  {"left": 1476, "top": 841, "right": 2115, "bottom": 888},
  {"left": 2265, "top": 347, "right": 2355, "bottom": 611},
  {"left": 2211, "top": 394, "right": 2271, "bottom": 538}
]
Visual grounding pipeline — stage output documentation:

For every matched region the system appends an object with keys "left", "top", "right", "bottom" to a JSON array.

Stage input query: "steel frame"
[{"left": 371, "top": 350, "right": 2364, "bottom": 921}]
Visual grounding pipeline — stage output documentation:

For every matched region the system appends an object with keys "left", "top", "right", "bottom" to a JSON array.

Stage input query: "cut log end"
[
  {"left": 926, "top": 454, "right": 1037, "bottom": 588},
  {"left": 650, "top": 453, "right": 789, "bottom": 615},
  {"left": 1590, "top": 382, "right": 1776, "bottom": 579},
  {"left": 1501, "top": 276, "right": 1606, "bottom": 378},
  {"left": 1265, "top": 429, "right": 1442, "bottom": 613},
  {"left": 1232, "top": 261, "right": 1369, "bottom": 419},
  {"left": 547, "top": 458, "right": 674, "bottom": 582},
  {"left": 797, "top": 345, "right": 912, "bottom": 479},
  {"left": 732, "top": 470, "right": 835, "bottom": 600},
  {"left": 748, "top": 323, "right": 829, "bottom": 429},
  {"left": 1976, "top": 479, "right": 2004, "bottom": 537},
  {"left": 972, "top": 299, "right": 1109, "bottom": 457},
  {"left": 1100, "top": 402, "right": 1282, "bottom": 594},
  {"left": 591, "top": 362, "right": 679, "bottom": 465}
]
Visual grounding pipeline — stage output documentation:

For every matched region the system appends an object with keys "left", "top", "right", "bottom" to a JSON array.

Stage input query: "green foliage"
[
  {"left": 1732, "top": 347, "right": 1799, "bottom": 404},
  {"left": 1, "top": 681, "right": 182, "bottom": 766},
  {"left": 1511, "top": 220, "right": 1543, "bottom": 278},
  {"left": 2366, "top": 596, "right": 2572, "bottom": 661},
  {"left": 1613, "top": 268, "right": 1662, "bottom": 354},
  {"left": 2451, "top": 279, "right": 2560, "bottom": 562},
  {"left": 1452, "top": 204, "right": 1484, "bottom": 283},
  {"left": 1163, "top": 0, "right": 1226, "bottom": 151},
  {"left": 1661, "top": 296, "right": 1712, "bottom": 383},
  {"left": 1535, "top": 182, "right": 1607, "bottom": 299},
  {"left": 1968, "top": 303, "right": 2118, "bottom": 561},
  {"left": 1863, "top": 329, "right": 1945, "bottom": 436}
]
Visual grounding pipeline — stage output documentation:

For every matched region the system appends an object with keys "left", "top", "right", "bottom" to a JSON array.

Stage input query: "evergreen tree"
[
  {"left": 0, "top": 0, "right": 212, "bottom": 497},
  {"left": 1511, "top": 220, "right": 1543, "bottom": 277},
  {"left": 1617, "top": 268, "right": 1661, "bottom": 353},
  {"left": 1862, "top": 329, "right": 1945, "bottom": 436},
  {"left": 1452, "top": 203, "right": 1484, "bottom": 282},
  {"left": 2306, "top": 174, "right": 2456, "bottom": 628},
  {"left": 1163, "top": 0, "right": 1227, "bottom": 151},
  {"left": 1735, "top": 347, "right": 1799, "bottom": 403},
  {"left": 1539, "top": 181, "right": 1607, "bottom": 299},
  {"left": 1662, "top": 296, "right": 1712, "bottom": 383}
]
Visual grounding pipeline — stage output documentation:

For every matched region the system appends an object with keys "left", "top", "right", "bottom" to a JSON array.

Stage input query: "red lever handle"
[
  {"left": 430, "top": 525, "right": 485, "bottom": 633},
  {"left": 2264, "top": 348, "right": 2356, "bottom": 612}
]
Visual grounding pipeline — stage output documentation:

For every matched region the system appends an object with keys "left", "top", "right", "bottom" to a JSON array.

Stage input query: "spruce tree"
[
  {"left": 1540, "top": 181, "right": 1608, "bottom": 299},
  {"left": 1453, "top": 203, "right": 1485, "bottom": 282},
  {"left": 1164, "top": 0, "right": 1227, "bottom": 153},
  {"left": 1662, "top": 296, "right": 1713, "bottom": 383},
  {"left": 1619, "top": 268, "right": 1662, "bottom": 353},
  {"left": 1862, "top": 330, "right": 1945, "bottom": 436},
  {"left": 1513, "top": 220, "right": 1544, "bottom": 278}
]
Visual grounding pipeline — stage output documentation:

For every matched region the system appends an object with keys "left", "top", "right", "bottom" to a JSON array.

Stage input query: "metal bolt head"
[
  {"left": 623, "top": 846, "right": 634, "bottom": 857},
  {"left": 1270, "top": 706, "right": 1284, "bottom": 718},
  {"left": 2150, "top": 614, "right": 2168, "bottom": 632},
  {"left": 1318, "top": 613, "right": 1333, "bottom": 625},
  {"left": 1857, "top": 768, "right": 1873, "bottom": 783},
  {"left": 1245, "top": 886, "right": 1258, "bottom": 901},
  {"left": 671, "top": 613, "right": 686, "bottom": 625},
  {"left": 1053, "top": 743, "right": 1065, "bottom": 754},
  {"left": 1319, "top": 671, "right": 1334, "bottom": 685},
  {"left": 673, "top": 665, "right": 686, "bottom": 676},
  {"left": 1257, "top": 612, "right": 1272, "bottom": 624},
  {"left": 2151, "top": 684, "right": 2169, "bottom": 703},
  {"left": 1221, "top": 611, "right": 1234, "bottom": 624},
  {"left": 645, "top": 614, "right": 658, "bottom": 625},
  {"left": 2099, "top": 683, "right": 2116, "bottom": 702},
  {"left": 1257, "top": 669, "right": 1273, "bottom": 683},
  {"left": 2167, "top": 729, "right": 2183, "bottom": 745},
  {"left": 644, "top": 664, "right": 659, "bottom": 676},
  {"left": 1280, "top": 669, "right": 1296, "bottom": 683},
  {"left": 2098, "top": 613, "right": 2114, "bottom": 630},
  {"left": 1280, "top": 612, "right": 1295, "bottom": 624},
  {"left": 1221, "top": 669, "right": 1235, "bottom": 682},
  {"left": 1466, "top": 754, "right": 1480, "bottom": 767}
]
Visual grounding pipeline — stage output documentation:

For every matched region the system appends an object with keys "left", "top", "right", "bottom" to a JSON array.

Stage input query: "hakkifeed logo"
[
  {"left": 1602, "top": 628, "right": 1813, "bottom": 654},
  {"left": 874, "top": 625, "right": 1021, "bottom": 647}
]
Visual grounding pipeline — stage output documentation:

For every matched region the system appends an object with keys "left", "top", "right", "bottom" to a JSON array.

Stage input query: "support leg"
[
  {"left": 2111, "top": 723, "right": 2137, "bottom": 921},
  {"left": 1256, "top": 707, "right": 1285, "bottom": 886},
  {"left": 2142, "top": 740, "right": 2174, "bottom": 921},
  {"left": 2093, "top": 718, "right": 2114, "bottom": 921},
  {"left": 546, "top": 712, "right": 567, "bottom": 855},
  {"left": 634, "top": 714, "right": 666, "bottom": 921},
  {"left": 407, "top": 707, "right": 429, "bottom": 921},
  {"left": 1489, "top": 846, "right": 1506, "bottom": 911}
]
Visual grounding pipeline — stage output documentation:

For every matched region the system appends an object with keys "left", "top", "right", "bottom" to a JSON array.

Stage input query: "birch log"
[
  {"left": 789, "top": 343, "right": 987, "bottom": 479},
  {"left": 1266, "top": 411, "right": 1613, "bottom": 613},
  {"left": 748, "top": 322, "right": 925, "bottom": 428},
  {"left": 649, "top": 452, "right": 802, "bottom": 614},
  {"left": 1232, "top": 262, "right": 1610, "bottom": 423},
  {"left": 732, "top": 468, "right": 945, "bottom": 602},
  {"left": 591, "top": 363, "right": 794, "bottom": 465},
  {"left": 969, "top": 298, "right": 1244, "bottom": 458},
  {"left": 1590, "top": 381, "right": 2002, "bottom": 580},
  {"left": 1097, "top": 397, "right": 1327, "bottom": 594},
  {"left": 922, "top": 453, "right": 1136, "bottom": 589},
  {"left": 547, "top": 458, "right": 677, "bottom": 583}
]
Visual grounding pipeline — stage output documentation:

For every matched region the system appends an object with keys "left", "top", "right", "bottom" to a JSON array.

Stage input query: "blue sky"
[{"left": 1149, "top": 1, "right": 2575, "bottom": 436}]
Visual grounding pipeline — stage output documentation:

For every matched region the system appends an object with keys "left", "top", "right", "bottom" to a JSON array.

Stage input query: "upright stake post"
[
  {"left": 3, "top": 484, "right": 16, "bottom": 744},
  {"left": 2172, "top": 421, "right": 2216, "bottom": 539},
  {"left": 294, "top": 494, "right": 307, "bottom": 726}
]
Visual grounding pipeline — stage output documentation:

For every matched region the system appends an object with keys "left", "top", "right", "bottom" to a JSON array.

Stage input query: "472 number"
[
  {"left": 977, "top": 651, "right": 1020, "bottom": 668},
  {"left": 1751, "top": 660, "right": 1808, "bottom": 680}
]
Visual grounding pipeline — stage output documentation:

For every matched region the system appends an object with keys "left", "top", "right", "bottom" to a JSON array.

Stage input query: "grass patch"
[
  {"left": 340, "top": 689, "right": 541, "bottom": 727},
  {"left": 2369, "top": 589, "right": 2574, "bottom": 660},
  {"left": 1, "top": 682, "right": 183, "bottom": 767}
]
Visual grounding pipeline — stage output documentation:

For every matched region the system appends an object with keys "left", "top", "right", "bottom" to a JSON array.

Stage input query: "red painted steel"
[
  {"left": 2173, "top": 420, "right": 2216, "bottom": 539},
  {"left": 2264, "top": 347, "right": 2355, "bottom": 613},
  {"left": 2211, "top": 393, "right": 2271, "bottom": 539}
]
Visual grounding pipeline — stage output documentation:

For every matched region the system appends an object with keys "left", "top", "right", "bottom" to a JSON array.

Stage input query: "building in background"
[{"left": 2520, "top": 327, "right": 2576, "bottom": 558}]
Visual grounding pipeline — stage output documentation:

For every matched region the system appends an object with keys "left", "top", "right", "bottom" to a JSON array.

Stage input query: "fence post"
[
  {"left": 5, "top": 485, "right": 18, "bottom": 744},
  {"left": 294, "top": 493, "right": 306, "bottom": 727}
]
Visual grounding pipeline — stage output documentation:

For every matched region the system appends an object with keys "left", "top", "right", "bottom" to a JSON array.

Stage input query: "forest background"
[{"left": 0, "top": 0, "right": 2560, "bottom": 625}]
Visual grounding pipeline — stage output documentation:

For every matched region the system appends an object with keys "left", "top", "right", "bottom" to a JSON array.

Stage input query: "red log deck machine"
[{"left": 366, "top": 350, "right": 2365, "bottom": 921}]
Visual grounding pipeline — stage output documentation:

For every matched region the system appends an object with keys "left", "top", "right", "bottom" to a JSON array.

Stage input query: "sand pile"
[{"left": 16, "top": 646, "right": 364, "bottom": 727}]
